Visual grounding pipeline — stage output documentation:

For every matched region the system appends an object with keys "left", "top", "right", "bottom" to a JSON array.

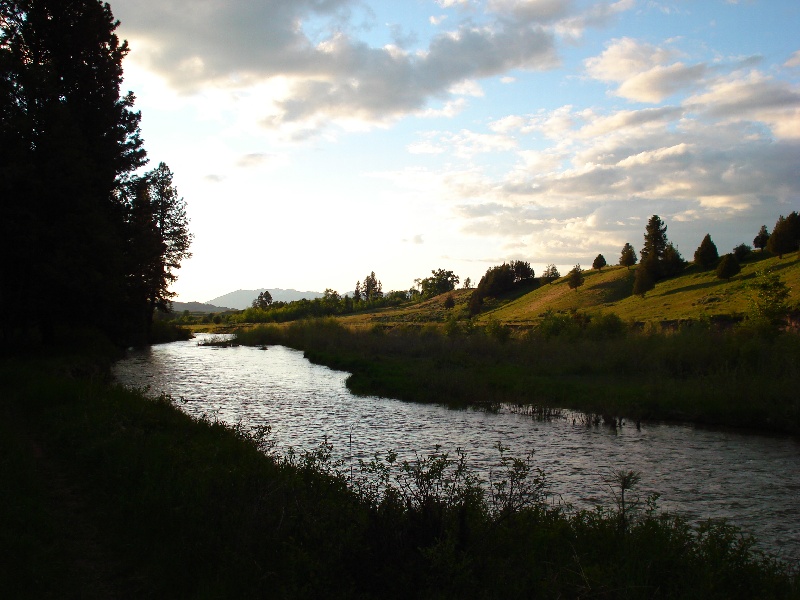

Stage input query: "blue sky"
[{"left": 114, "top": 0, "right": 800, "bottom": 302}]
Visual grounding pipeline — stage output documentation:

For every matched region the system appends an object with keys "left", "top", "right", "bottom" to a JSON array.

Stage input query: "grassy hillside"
[{"left": 337, "top": 251, "right": 799, "bottom": 329}]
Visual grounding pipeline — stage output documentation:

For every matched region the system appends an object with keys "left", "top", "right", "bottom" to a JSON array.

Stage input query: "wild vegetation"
[{"left": 3, "top": 356, "right": 797, "bottom": 598}]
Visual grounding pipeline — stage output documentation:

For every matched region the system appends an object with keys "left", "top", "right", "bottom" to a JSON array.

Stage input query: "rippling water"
[{"left": 113, "top": 334, "right": 800, "bottom": 563}]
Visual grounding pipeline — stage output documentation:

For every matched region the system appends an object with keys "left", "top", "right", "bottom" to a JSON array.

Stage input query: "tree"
[
  {"left": 127, "top": 162, "right": 192, "bottom": 338},
  {"left": 462, "top": 277, "right": 472, "bottom": 289},
  {"left": 632, "top": 254, "right": 657, "bottom": 297},
  {"left": 619, "top": 243, "right": 637, "bottom": 269},
  {"left": 567, "top": 264, "right": 585, "bottom": 291},
  {"left": 542, "top": 264, "right": 560, "bottom": 284},
  {"left": 753, "top": 225, "right": 770, "bottom": 251},
  {"left": 592, "top": 254, "right": 607, "bottom": 270},
  {"left": 767, "top": 212, "right": 800, "bottom": 259},
  {"left": 418, "top": 268, "right": 459, "bottom": 299},
  {"left": 353, "top": 281, "right": 362, "bottom": 302},
  {"left": 661, "top": 243, "right": 686, "bottom": 278},
  {"left": 1, "top": 0, "right": 148, "bottom": 342},
  {"left": 443, "top": 294, "right": 455, "bottom": 309},
  {"left": 468, "top": 263, "right": 516, "bottom": 315},
  {"left": 733, "top": 243, "right": 752, "bottom": 262},
  {"left": 511, "top": 260, "right": 534, "bottom": 282},
  {"left": 640, "top": 215, "right": 668, "bottom": 263},
  {"left": 716, "top": 254, "right": 741, "bottom": 280},
  {"left": 693, "top": 234, "right": 719, "bottom": 270},
  {"left": 252, "top": 290, "right": 273, "bottom": 309},
  {"left": 361, "top": 271, "right": 383, "bottom": 301},
  {"left": 748, "top": 269, "right": 790, "bottom": 329}
]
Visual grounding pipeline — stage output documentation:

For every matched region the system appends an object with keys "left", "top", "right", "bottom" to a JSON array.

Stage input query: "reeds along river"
[{"left": 113, "top": 334, "right": 800, "bottom": 564}]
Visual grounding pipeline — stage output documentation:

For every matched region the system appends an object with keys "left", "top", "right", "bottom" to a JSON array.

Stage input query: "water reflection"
[{"left": 113, "top": 335, "right": 800, "bottom": 563}]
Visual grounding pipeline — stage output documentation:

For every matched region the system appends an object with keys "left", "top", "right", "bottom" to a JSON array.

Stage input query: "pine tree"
[
  {"left": 753, "top": 225, "right": 770, "bottom": 251},
  {"left": 716, "top": 254, "right": 741, "bottom": 280},
  {"left": 567, "top": 264, "right": 585, "bottom": 291},
  {"left": 693, "top": 234, "right": 719, "bottom": 270},
  {"left": 619, "top": 243, "right": 637, "bottom": 269},
  {"left": 592, "top": 254, "right": 607, "bottom": 270},
  {"left": 633, "top": 254, "right": 658, "bottom": 297},
  {"left": 767, "top": 212, "right": 800, "bottom": 259},
  {"left": 640, "top": 215, "right": 668, "bottom": 263}
]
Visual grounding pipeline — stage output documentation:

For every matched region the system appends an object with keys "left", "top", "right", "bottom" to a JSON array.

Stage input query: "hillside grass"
[{"left": 334, "top": 252, "right": 799, "bottom": 329}]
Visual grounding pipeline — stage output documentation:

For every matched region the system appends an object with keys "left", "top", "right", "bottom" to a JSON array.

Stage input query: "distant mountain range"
[
  {"left": 204, "top": 288, "right": 325, "bottom": 310},
  {"left": 171, "top": 301, "right": 235, "bottom": 314}
]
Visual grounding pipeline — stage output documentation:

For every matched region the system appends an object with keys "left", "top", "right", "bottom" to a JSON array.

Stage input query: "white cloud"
[{"left": 786, "top": 50, "right": 800, "bottom": 68}]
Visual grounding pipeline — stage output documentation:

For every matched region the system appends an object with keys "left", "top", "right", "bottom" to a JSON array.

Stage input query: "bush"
[{"left": 716, "top": 254, "right": 741, "bottom": 280}]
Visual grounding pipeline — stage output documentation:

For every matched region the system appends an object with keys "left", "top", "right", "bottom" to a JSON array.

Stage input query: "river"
[{"left": 113, "top": 334, "right": 800, "bottom": 564}]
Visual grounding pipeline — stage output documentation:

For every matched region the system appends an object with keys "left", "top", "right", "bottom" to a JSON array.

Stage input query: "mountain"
[
  {"left": 206, "top": 288, "right": 325, "bottom": 310},
  {"left": 172, "top": 301, "right": 234, "bottom": 313}
]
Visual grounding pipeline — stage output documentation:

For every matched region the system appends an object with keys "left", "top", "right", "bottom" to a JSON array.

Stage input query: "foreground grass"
[
  {"left": 236, "top": 319, "right": 800, "bottom": 435},
  {"left": 2, "top": 355, "right": 797, "bottom": 599}
]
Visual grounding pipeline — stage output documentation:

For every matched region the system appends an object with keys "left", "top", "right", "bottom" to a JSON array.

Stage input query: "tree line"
[{"left": 1, "top": 0, "right": 192, "bottom": 346}]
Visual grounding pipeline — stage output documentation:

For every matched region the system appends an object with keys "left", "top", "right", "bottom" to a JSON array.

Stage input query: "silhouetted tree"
[
  {"left": 767, "top": 212, "right": 800, "bottom": 259},
  {"left": 640, "top": 215, "right": 668, "bottom": 263},
  {"left": 753, "top": 225, "right": 770, "bottom": 251},
  {"left": 542, "top": 264, "right": 560, "bottom": 284},
  {"left": 418, "top": 269, "right": 459, "bottom": 299},
  {"left": 443, "top": 294, "right": 455, "bottom": 309},
  {"left": 619, "top": 243, "right": 637, "bottom": 269},
  {"left": 353, "top": 281, "right": 362, "bottom": 302},
  {"left": 1, "top": 0, "right": 147, "bottom": 342},
  {"left": 252, "top": 290, "right": 273, "bottom": 309},
  {"left": 633, "top": 254, "right": 657, "bottom": 297},
  {"left": 462, "top": 277, "right": 472, "bottom": 289},
  {"left": 716, "top": 254, "right": 741, "bottom": 280},
  {"left": 733, "top": 243, "right": 752, "bottom": 262},
  {"left": 567, "top": 264, "right": 585, "bottom": 291},
  {"left": 661, "top": 243, "right": 686, "bottom": 278},
  {"left": 126, "top": 162, "right": 192, "bottom": 339},
  {"left": 362, "top": 271, "right": 383, "bottom": 301},
  {"left": 511, "top": 260, "right": 534, "bottom": 282},
  {"left": 592, "top": 254, "right": 607, "bottom": 270},
  {"left": 693, "top": 234, "right": 719, "bottom": 270}
]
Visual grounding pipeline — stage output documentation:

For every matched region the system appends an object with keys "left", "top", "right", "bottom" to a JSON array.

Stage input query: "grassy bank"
[
  {"left": 235, "top": 319, "right": 800, "bottom": 435},
  {"left": 2, "top": 355, "right": 798, "bottom": 598}
]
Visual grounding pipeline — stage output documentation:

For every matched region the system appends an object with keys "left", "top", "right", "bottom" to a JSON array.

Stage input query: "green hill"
[{"left": 338, "top": 251, "right": 799, "bottom": 328}]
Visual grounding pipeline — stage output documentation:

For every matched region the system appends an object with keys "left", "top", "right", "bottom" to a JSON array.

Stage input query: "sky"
[{"left": 112, "top": 0, "right": 800, "bottom": 302}]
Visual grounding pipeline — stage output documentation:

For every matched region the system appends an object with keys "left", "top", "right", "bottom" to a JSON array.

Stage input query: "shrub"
[{"left": 716, "top": 254, "right": 741, "bottom": 280}]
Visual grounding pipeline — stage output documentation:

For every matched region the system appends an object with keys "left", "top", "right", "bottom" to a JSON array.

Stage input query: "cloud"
[{"left": 786, "top": 51, "right": 800, "bottom": 68}]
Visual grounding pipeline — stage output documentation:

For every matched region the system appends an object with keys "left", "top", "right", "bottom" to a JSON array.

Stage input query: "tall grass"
[
  {"left": 235, "top": 318, "right": 800, "bottom": 434},
  {"left": 2, "top": 357, "right": 797, "bottom": 598}
]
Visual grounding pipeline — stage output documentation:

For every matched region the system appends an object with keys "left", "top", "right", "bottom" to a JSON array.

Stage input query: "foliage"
[
  {"left": 767, "top": 212, "right": 800, "bottom": 258},
  {"left": 592, "top": 254, "right": 607, "bottom": 270},
  {"left": 716, "top": 254, "right": 741, "bottom": 280},
  {"left": 633, "top": 255, "right": 657, "bottom": 297},
  {"left": 747, "top": 269, "right": 791, "bottom": 330},
  {"left": 619, "top": 242, "right": 638, "bottom": 269},
  {"left": 567, "top": 264, "right": 585, "bottom": 291},
  {"left": 510, "top": 260, "right": 535, "bottom": 281},
  {"left": 662, "top": 242, "right": 687, "bottom": 278},
  {"left": 542, "top": 264, "right": 560, "bottom": 284},
  {"left": 469, "top": 263, "right": 516, "bottom": 315},
  {"left": 733, "top": 243, "right": 752, "bottom": 262},
  {"left": 418, "top": 268, "right": 460, "bottom": 299},
  {"left": 360, "top": 271, "right": 383, "bottom": 301},
  {"left": 753, "top": 224, "right": 770, "bottom": 251},
  {"left": 640, "top": 215, "right": 669, "bottom": 263},
  {"left": 443, "top": 294, "right": 455, "bottom": 309},
  {"left": 252, "top": 290, "right": 273, "bottom": 309},
  {"left": 694, "top": 233, "right": 719, "bottom": 270}
]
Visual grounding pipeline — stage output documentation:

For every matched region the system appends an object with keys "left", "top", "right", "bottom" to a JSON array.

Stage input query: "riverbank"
[
  {"left": 2, "top": 352, "right": 797, "bottom": 598},
  {"left": 234, "top": 318, "right": 800, "bottom": 436}
]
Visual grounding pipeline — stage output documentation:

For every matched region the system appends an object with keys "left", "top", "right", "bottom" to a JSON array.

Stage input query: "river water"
[{"left": 113, "top": 334, "right": 800, "bottom": 564}]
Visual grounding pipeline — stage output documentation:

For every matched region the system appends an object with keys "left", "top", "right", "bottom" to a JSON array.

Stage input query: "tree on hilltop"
[
  {"left": 542, "top": 264, "right": 560, "bottom": 284},
  {"left": 767, "top": 212, "right": 800, "bottom": 259},
  {"left": 418, "top": 268, "right": 459, "bottom": 299},
  {"left": 753, "top": 225, "right": 770, "bottom": 251},
  {"left": 694, "top": 234, "right": 719, "bottom": 270},
  {"left": 640, "top": 215, "right": 668, "bottom": 263},
  {"left": 716, "top": 254, "right": 741, "bottom": 280},
  {"left": 619, "top": 243, "right": 637, "bottom": 269},
  {"left": 567, "top": 264, "right": 585, "bottom": 291},
  {"left": 592, "top": 254, "right": 607, "bottom": 270}
]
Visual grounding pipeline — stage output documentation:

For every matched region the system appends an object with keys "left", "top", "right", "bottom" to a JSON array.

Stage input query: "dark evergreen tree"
[
  {"left": 767, "top": 212, "right": 800, "bottom": 258},
  {"left": 362, "top": 271, "right": 383, "bottom": 301},
  {"left": 753, "top": 225, "right": 770, "bottom": 251},
  {"left": 633, "top": 254, "right": 657, "bottom": 297},
  {"left": 733, "top": 243, "right": 752, "bottom": 262},
  {"left": 567, "top": 264, "right": 585, "bottom": 291},
  {"left": 619, "top": 243, "right": 637, "bottom": 269},
  {"left": 662, "top": 242, "right": 686, "bottom": 278},
  {"left": 640, "top": 215, "right": 668, "bottom": 263},
  {"left": 443, "top": 294, "right": 455, "bottom": 309},
  {"left": 716, "top": 254, "right": 741, "bottom": 280},
  {"left": 693, "top": 234, "right": 719, "bottom": 270},
  {"left": 592, "top": 254, "right": 607, "bottom": 270},
  {"left": 353, "top": 281, "right": 362, "bottom": 302},
  {"left": 1, "top": 0, "right": 147, "bottom": 342}
]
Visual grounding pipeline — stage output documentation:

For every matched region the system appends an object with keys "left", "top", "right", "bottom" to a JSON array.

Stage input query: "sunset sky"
[{"left": 113, "top": 0, "right": 800, "bottom": 302}]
